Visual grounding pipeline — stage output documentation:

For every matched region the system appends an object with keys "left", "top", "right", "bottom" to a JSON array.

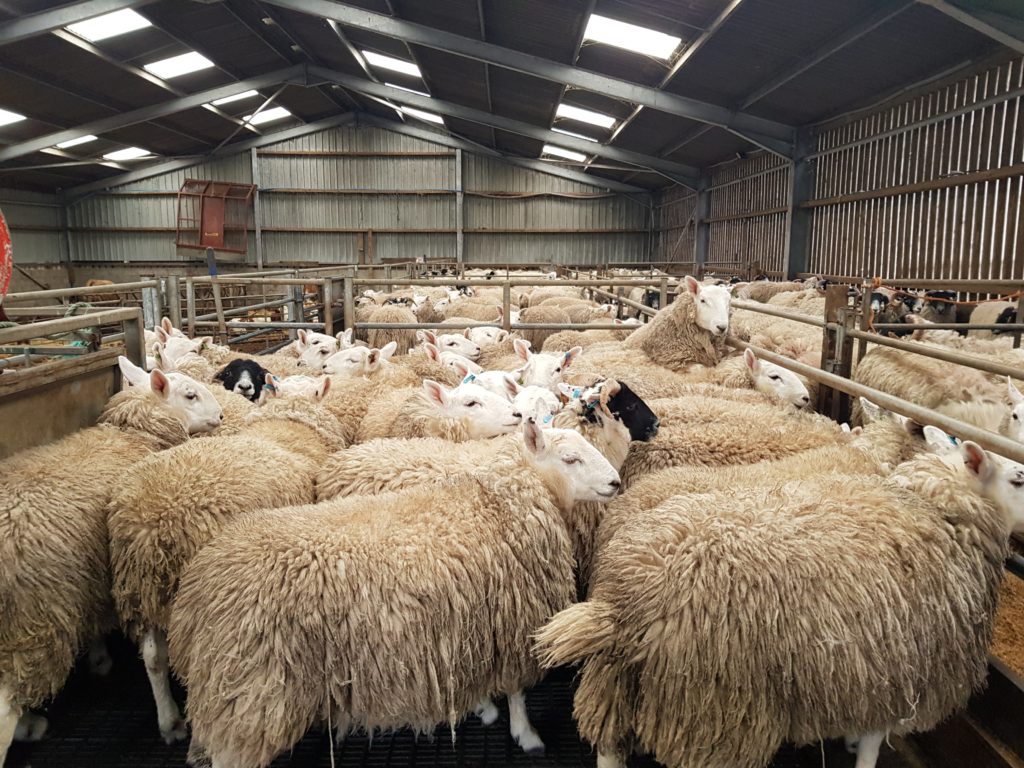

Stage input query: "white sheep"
[
  {"left": 417, "top": 329, "right": 481, "bottom": 361},
  {"left": 322, "top": 341, "right": 398, "bottom": 377},
  {"left": 295, "top": 328, "right": 354, "bottom": 368},
  {"left": 168, "top": 420, "right": 622, "bottom": 768},
  {"left": 510, "top": 338, "right": 584, "bottom": 392}
]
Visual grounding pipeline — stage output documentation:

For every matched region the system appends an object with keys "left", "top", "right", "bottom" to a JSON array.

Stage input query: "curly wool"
[
  {"left": 536, "top": 457, "right": 1008, "bottom": 768},
  {"left": 518, "top": 305, "right": 571, "bottom": 352},
  {"left": 169, "top": 443, "right": 578, "bottom": 768},
  {"left": 542, "top": 327, "right": 635, "bottom": 352},
  {"left": 0, "top": 389, "right": 191, "bottom": 709},
  {"left": 355, "top": 388, "right": 472, "bottom": 443},
  {"left": 108, "top": 397, "right": 348, "bottom": 639},
  {"left": 619, "top": 395, "right": 844, "bottom": 486},
  {"left": 367, "top": 305, "right": 418, "bottom": 354},
  {"left": 620, "top": 290, "right": 726, "bottom": 370}
]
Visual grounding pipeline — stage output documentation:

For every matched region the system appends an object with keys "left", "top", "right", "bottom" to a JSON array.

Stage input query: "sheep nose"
[
  {"left": 801, "top": 396, "right": 810, "bottom": 404},
  {"left": 219, "top": 413, "right": 224, "bottom": 422},
  {"left": 609, "top": 479, "right": 621, "bottom": 489},
  {"left": 716, "top": 323, "right": 727, "bottom": 333},
  {"left": 512, "top": 412, "right": 522, "bottom": 419},
  {"left": 239, "top": 382, "right": 253, "bottom": 391}
]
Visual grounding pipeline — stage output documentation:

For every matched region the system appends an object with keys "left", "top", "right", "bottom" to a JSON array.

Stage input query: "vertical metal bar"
[
  {"left": 1014, "top": 293, "right": 1024, "bottom": 350},
  {"left": 186, "top": 277, "right": 196, "bottom": 337},
  {"left": 694, "top": 175, "right": 710, "bottom": 277},
  {"left": 251, "top": 147, "right": 264, "bottom": 270},
  {"left": 455, "top": 148, "right": 465, "bottom": 268},
  {"left": 141, "top": 284, "right": 159, "bottom": 330},
  {"left": 343, "top": 272, "right": 354, "bottom": 331},
  {"left": 124, "top": 308, "right": 146, "bottom": 369},
  {"left": 288, "top": 285, "right": 304, "bottom": 341},
  {"left": 167, "top": 275, "right": 182, "bottom": 328},
  {"left": 502, "top": 280, "right": 511, "bottom": 332},
  {"left": 57, "top": 191, "right": 76, "bottom": 287},
  {"left": 784, "top": 128, "right": 815, "bottom": 279},
  {"left": 322, "top": 279, "right": 333, "bottom": 336},
  {"left": 659, "top": 276, "right": 668, "bottom": 308}
]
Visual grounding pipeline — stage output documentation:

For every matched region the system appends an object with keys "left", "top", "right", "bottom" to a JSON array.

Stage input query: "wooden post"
[
  {"left": 818, "top": 283, "right": 853, "bottom": 418},
  {"left": 186, "top": 277, "right": 196, "bottom": 337},
  {"left": 659, "top": 276, "right": 669, "bottom": 309},
  {"left": 502, "top": 281, "right": 511, "bottom": 332},
  {"left": 342, "top": 272, "right": 354, "bottom": 332},
  {"left": 167, "top": 275, "right": 182, "bottom": 328},
  {"left": 206, "top": 248, "right": 227, "bottom": 337},
  {"left": 322, "top": 279, "right": 333, "bottom": 336}
]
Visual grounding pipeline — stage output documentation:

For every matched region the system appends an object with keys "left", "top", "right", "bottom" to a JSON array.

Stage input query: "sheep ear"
[
  {"left": 315, "top": 377, "right": 331, "bottom": 401},
  {"left": 514, "top": 338, "right": 532, "bottom": 362},
  {"left": 563, "top": 346, "right": 583, "bottom": 369},
  {"left": 213, "top": 364, "right": 229, "bottom": 382},
  {"left": 496, "top": 330, "right": 509, "bottom": 343},
  {"left": 297, "top": 329, "right": 309, "bottom": 347},
  {"left": 557, "top": 382, "right": 577, "bottom": 401},
  {"left": 152, "top": 342, "right": 175, "bottom": 371},
  {"left": 197, "top": 336, "right": 212, "bottom": 351},
  {"left": 522, "top": 418, "right": 545, "bottom": 454},
  {"left": 1008, "top": 377, "right": 1024, "bottom": 405},
  {"left": 379, "top": 341, "right": 398, "bottom": 361},
  {"left": 450, "top": 358, "right": 471, "bottom": 379},
  {"left": 150, "top": 369, "right": 171, "bottom": 399},
  {"left": 161, "top": 317, "right": 174, "bottom": 335},
  {"left": 118, "top": 356, "right": 148, "bottom": 387},
  {"left": 859, "top": 397, "right": 882, "bottom": 423},
  {"left": 503, "top": 374, "right": 520, "bottom": 399},
  {"left": 463, "top": 327, "right": 472, "bottom": 339},
  {"left": 337, "top": 329, "right": 353, "bottom": 347},
  {"left": 685, "top": 275, "right": 700, "bottom": 296},
  {"left": 422, "top": 379, "right": 448, "bottom": 407},
  {"left": 421, "top": 330, "right": 438, "bottom": 346},
  {"left": 155, "top": 326, "right": 169, "bottom": 344},
  {"left": 962, "top": 441, "right": 996, "bottom": 483},
  {"left": 850, "top": 426, "right": 863, "bottom": 436},
  {"left": 423, "top": 342, "right": 441, "bottom": 362},
  {"left": 923, "top": 425, "right": 955, "bottom": 453},
  {"left": 743, "top": 348, "right": 759, "bottom": 374}
]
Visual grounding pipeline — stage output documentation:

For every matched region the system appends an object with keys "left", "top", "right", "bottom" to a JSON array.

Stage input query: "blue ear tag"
[
  {"left": 948, "top": 434, "right": 959, "bottom": 446},
  {"left": 542, "top": 413, "right": 553, "bottom": 424},
  {"left": 564, "top": 351, "right": 572, "bottom": 360},
  {"left": 262, "top": 377, "right": 278, "bottom": 393},
  {"left": 462, "top": 373, "right": 476, "bottom": 384},
  {"left": 572, "top": 388, "right": 582, "bottom": 399}
]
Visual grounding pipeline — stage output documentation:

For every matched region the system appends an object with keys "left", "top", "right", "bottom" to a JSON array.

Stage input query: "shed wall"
[{"left": 2, "top": 187, "right": 64, "bottom": 265}]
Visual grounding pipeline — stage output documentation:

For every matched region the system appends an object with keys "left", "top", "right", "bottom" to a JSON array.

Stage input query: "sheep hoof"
[
  {"left": 14, "top": 713, "right": 48, "bottom": 742},
  {"left": 844, "top": 735, "right": 860, "bottom": 754},
  {"left": 89, "top": 650, "right": 113, "bottom": 677},
  {"left": 161, "top": 717, "right": 189, "bottom": 744},
  {"left": 516, "top": 732, "right": 545, "bottom": 756},
  {"left": 474, "top": 701, "right": 499, "bottom": 726},
  {"left": 524, "top": 744, "right": 546, "bottom": 758}
]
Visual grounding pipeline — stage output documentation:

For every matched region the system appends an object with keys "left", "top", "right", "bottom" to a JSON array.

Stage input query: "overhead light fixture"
[
  {"left": 65, "top": 8, "right": 152, "bottom": 42},
  {"left": 542, "top": 145, "right": 587, "bottom": 162},
  {"left": 583, "top": 14, "right": 682, "bottom": 60},
  {"left": 362, "top": 50, "right": 422, "bottom": 78},
  {"left": 211, "top": 90, "right": 260, "bottom": 106},
  {"left": 0, "top": 108, "right": 27, "bottom": 127},
  {"left": 555, "top": 103, "right": 616, "bottom": 129},
  {"left": 103, "top": 146, "right": 153, "bottom": 161},
  {"left": 400, "top": 106, "right": 444, "bottom": 125},
  {"left": 56, "top": 134, "right": 98, "bottom": 149},
  {"left": 385, "top": 82, "right": 430, "bottom": 98},
  {"left": 144, "top": 51, "right": 215, "bottom": 80},
  {"left": 243, "top": 106, "right": 292, "bottom": 125},
  {"left": 551, "top": 127, "right": 599, "bottom": 143}
]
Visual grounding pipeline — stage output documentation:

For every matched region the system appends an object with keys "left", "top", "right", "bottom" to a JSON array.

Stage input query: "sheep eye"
[
  {"left": 185, "top": 392, "right": 197, "bottom": 401},
  {"left": 1015, "top": 414, "right": 1020, "bottom": 420},
  {"left": 562, "top": 456, "right": 580, "bottom": 465},
  {"left": 769, "top": 375, "right": 782, "bottom": 381},
  {"left": 466, "top": 400, "right": 480, "bottom": 407},
  {"left": 555, "top": 367, "right": 561, "bottom": 373}
]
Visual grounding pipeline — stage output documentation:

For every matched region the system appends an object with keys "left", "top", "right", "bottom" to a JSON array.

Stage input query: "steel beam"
[
  {"left": 309, "top": 66, "right": 699, "bottom": 186},
  {"left": 783, "top": 129, "right": 815, "bottom": 279},
  {"left": 0, "top": 0, "right": 158, "bottom": 46},
  {"left": 64, "top": 112, "right": 356, "bottom": 200},
  {"left": 357, "top": 113, "right": 647, "bottom": 194},
  {"left": 919, "top": 0, "right": 1024, "bottom": 54},
  {"left": 263, "top": 0, "right": 795, "bottom": 155},
  {"left": 0, "top": 66, "right": 304, "bottom": 164}
]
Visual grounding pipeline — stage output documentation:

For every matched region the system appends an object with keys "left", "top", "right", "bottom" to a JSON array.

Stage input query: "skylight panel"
[
  {"left": 0, "top": 108, "right": 26, "bottom": 127},
  {"left": 542, "top": 145, "right": 587, "bottom": 162},
  {"left": 144, "top": 52, "right": 215, "bottom": 80},
  {"left": 551, "top": 127, "right": 599, "bottom": 143},
  {"left": 384, "top": 82, "right": 431, "bottom": 98},
  {"left": 555, "top": 103, "right": 616, "bottom": 129},
  {"left": 56, "top": 135, "right": 98, "bottom": 149},
  {"left": 103, "top": 146, "right": 153, "bottom": 161},
  {"left": 400, "top": 107, "right": 444, "bottom": 125},
  {"left": 243, "top": 106, "right": 292, "bottom": 125},
  {"left": 362, "top": 50, "right": 421, "bottom": 78},
  {"left": 211, "top": 90, "right": 260, "bottom": 106},
  {"left": 65, "top": 9, "right": 152, "bottom": 42},
  {"left": 583, "top": 14, "right": 682, "bottom": 60}
]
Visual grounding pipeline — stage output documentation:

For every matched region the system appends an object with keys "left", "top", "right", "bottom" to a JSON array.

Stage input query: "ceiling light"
[
  {"left": 211, "top": 90, "right": 260, "bottom": 106},
  {"left": 400, "top": 106, "right": 444, "bottom": 125},
  {"left": 56, "top": 135, "right": 98, "bottom": 149},
  {"left": 103, "top": 146, "right": 153, "bottom": 161},
  {"left": 385, "top": 82, "right": 430, "bottom": 97},
  {"left": 551, "top": 127, "right": 598, "bottom": 142},
  {"left": 65, "top": 8, "right": 152, "bottom": 42},
  {"left": 583, "top": 14, "right": 682, "bottom": 60},
  {"left": 243, "top": 106, "right": 292, "bottom": 125},
  {"left": 555, "top": 103, "right": 616, "bottom": 129},
  {"left": 144, "top": 51, "right": 215, "bottom": 80},
  {"left": 542, "top": 145, "right": 587, "bottom": 162},
  {"left": 0, "top": 108, "right": 27, "bottom": 127},
  {"left": 362, "top": 50, "right": 421, "bottom": 78}
]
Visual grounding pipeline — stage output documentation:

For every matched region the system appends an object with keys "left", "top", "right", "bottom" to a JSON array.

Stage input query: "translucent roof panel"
[{"left": 583, "top": 14, "right": 681, "bottom": 60}]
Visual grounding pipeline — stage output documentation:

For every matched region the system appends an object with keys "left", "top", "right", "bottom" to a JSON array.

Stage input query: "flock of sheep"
[{"left": 2, "top": 269, "right": 1023, "bottom": 768}]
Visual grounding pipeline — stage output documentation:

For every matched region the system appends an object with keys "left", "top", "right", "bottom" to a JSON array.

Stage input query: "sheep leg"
[
  {"left": 472, "top": 696, "right": 499, "bottom": 726},
  {"left": 597, "top": 751, "right": 626, "bottom": 768},
  {"left": 141, "top": 628, "right": 187, "bottom": 744},
  {"left": 186, "top": 736, "right": 212, "bottom": 768},
  {"left": 14, "top": 712, "right": 48, "bottom": 741},
  {"left": 507, "top": 690, "right": 545, "bottom": 755},
  {"left": 854, "top": 732, "right": 885, "bottom": 768},
  {"left": 88, "top": 635, "right": 113, "bottom": 676},
  {"left": 0, "top": 689, "right": 19, "bottom": 766}
]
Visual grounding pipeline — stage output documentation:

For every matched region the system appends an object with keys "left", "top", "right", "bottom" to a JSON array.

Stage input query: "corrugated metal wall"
[
  {"left": 807, "top": 55, "right": 1024, "bottom": 281},
  {"left": 64, "top": 125, "right": 650, "bottom": 266},
  {"left": 2, "top": 187, "right": 64, "bottom": 264},
  {"left": 654, "top": 185, "right": 696, "bottom": 265}
]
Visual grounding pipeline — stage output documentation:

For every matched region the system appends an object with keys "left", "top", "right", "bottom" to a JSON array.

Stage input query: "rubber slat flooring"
[{"left": 5, "top": 636, "right": 916, "bottom": 768}]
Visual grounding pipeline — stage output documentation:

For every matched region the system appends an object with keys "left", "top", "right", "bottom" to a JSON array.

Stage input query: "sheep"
[
  {"left": 465, "top": 325, "right": 508, "bottom": 347},
  {"left": 107, "top": 392, "right": 348, "bottom": 744},
  {"left": 355, "top": 378, "right": 521, "bottom": 443},
  {"left": 534, "top": 442, "right": 1022, "bottom": 768},
  {"left": 682, "top": 349, "right": 811, "bottom": 408},
  {"left": 257, "top": 374, "right": 331, "bottom": 405},
  {"left": 736, "top": 279, "right": 812, "bottom": 302},
  {"left": 421, "top": 341, "right": 483, "bottom": 376},
  {"left": 416, "top": 328, "right": 481, "bottom": 361},
  {"left": 322, "top": 341, "right": 397, "bottom": 377},
  {"left": 517, "top": 305, "right": 572, "bottom": 351},
  {"left": 513, "top": 384, "right": 562, "bottom": 425},
  {"left": 542, "top": 322, "right": 638, "bottom": 353},
  {"left": 366, "top": 304, "right": 418, "bottom": 354},
  {"left": 296, "top": 328, "right": 354, "bottom": 369},
  {"left": 508, "top": 338, "right": 583, "bottom": 392},
  {"left": 618, "top": 392, "right": 846, "bottom": 486},
  {"left": 168, "top": 420, "right": 622, "bottom": 768},
  {"left": 0, "top": 366, "right": 222, "bottom": 764},
  {"left": 970, "top": 300, "right": 1017, "bottom": 338},
  {"left": 213, "top": 358, "right": 272, "bottom": 402},
  {"left": 919, "top": 290, "right": 958, "bottom": 325},
  {"left": 453, "top": 369, "right": 520, "bottom": 401},
  {"left": 440, "top": 301, "right": 502, "bottom": 322}
]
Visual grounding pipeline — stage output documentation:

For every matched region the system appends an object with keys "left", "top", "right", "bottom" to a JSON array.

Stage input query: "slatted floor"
[{"left": 5, "top": 635, "right": 919, "bottom": 768}]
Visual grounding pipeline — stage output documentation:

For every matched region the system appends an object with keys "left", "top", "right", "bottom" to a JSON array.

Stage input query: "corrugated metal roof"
[{"left": 0, "top": 0, "right": 1010, "bottom": 194}]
